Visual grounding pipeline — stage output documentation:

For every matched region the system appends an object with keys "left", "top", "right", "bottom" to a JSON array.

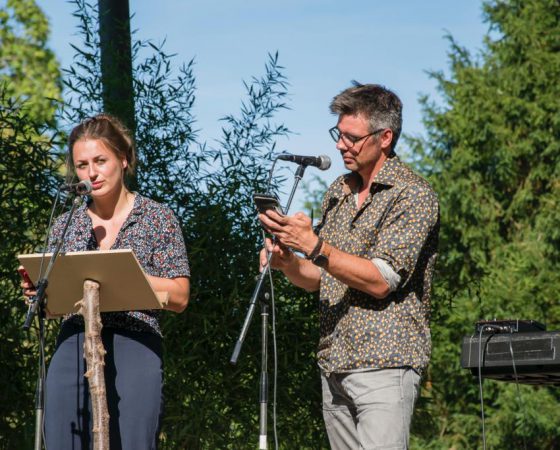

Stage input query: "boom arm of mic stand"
[
  {"left": 23, "top": 195, "right": 83, "bottom": 330},
  {"left": 230, "top": 163, "right": 307, "bottom": 365},
  {"left": 230, "top": 252, "right": 273, "bottom": 364}
]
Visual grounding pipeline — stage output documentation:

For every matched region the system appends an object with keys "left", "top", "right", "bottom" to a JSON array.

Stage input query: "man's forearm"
[
  {"left": 281, "top": 255, "right": 321, "bottom": 292},
  {"left": 322, "top": 243, "right": 391, "bottom": 299}
]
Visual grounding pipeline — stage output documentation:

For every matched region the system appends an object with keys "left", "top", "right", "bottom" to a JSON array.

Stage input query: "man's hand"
[
  {"left": 259, "top": 237, "right": 294, "bottom": 272},
  {"left": 258, "top": 210, "right": 319, "bottom": 257},
  {"left": 257, "top": 212, "right": 323, "bottom": 292}
]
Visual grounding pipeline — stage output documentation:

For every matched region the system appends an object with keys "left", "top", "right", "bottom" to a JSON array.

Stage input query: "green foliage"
[
  {"left": 160, "top": 53, "right": 327, "bottom": 448},
  {"left": 61, "top": 0, "right": 203, "bottom": 207},
  {"left": 0, "top": 1, "right": 327, "bottom": 447},
  {"left": 0, "top": 93, "right": 60, "bottom": 447},
  {"left": 302, "top": 175, "right": 329, "bottom": 221},
  {"left": 0, "top": 0, "right": 61, "bottom": 124},
  {"left": 407, "top": 0, "right": 560, "bottom": 447},
  {"left": 0, "top": 1, "right": 62, "bottom": 445}
]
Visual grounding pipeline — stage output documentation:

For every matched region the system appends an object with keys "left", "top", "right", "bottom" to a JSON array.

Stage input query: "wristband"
[{"left": 306, "top": 236, "right": 324, "bottom": 260}]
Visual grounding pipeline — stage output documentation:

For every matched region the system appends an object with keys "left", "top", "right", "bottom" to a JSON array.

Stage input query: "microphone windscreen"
[
  {"left": 318, "top": 155, "right": 331, "bottom": 171},
  {"left": 76, "top": 180, "right": 93, "bottom": 195}
]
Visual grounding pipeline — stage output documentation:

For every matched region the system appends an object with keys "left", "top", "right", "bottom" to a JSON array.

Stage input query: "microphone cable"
[
  {"left": 263, "top": 161, "right": 280, "bottom": 450},
  {"left": 30, "top": 184, "right": 67, "bottom": 450},
  {"left": 263, "top": 235, "right": 279, "bottom": 450},
  {"left": 266, "top": 157, "right": 280, "bottom": 190}
]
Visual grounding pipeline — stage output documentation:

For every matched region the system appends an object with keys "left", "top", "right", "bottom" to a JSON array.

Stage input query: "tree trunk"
[
  {"left": 97, "top": 0, "right": 137, "bottom": 190},
  {"left": 80, "top": 279, "right": 110, "bottom": 450}
]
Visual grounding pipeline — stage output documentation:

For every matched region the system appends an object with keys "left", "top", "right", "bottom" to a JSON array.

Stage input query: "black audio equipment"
[{"left": 461, "top": 331, "right": 560, "bottom": 386}]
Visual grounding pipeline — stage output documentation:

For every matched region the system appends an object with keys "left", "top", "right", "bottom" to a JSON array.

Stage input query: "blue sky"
[{"left": 35, "top": 0, "right": 488, "bottom": 209}]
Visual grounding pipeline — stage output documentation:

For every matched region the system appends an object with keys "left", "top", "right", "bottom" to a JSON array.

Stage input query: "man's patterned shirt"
[
  {"left": 316, "top": 154, "right": 439, "bottom": 374},
  {"left": 47, "top": 194, "right": 190, "bottom": 336}
]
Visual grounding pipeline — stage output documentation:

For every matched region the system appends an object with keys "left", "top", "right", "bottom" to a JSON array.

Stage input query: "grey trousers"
[{"left": 321, "top": 368, "right": 420, "bottom": 450}]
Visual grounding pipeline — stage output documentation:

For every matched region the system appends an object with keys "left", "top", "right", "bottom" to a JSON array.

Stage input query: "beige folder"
[{"left": 18, "top": 249, "right": 168, "bottom": 317}]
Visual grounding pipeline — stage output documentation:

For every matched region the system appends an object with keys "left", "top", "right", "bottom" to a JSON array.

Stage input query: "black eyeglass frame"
[{"left": 329, "top": 126, "right": 385, "bottom": 148}]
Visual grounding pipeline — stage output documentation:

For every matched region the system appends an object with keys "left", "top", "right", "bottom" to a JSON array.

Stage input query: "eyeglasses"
[{"left": 329, "top": 126, "right": 384, "bottom": 149}]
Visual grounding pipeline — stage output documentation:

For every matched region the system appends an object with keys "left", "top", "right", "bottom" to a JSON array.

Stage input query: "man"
[{"left": 259, "top": 83, "right": 439, "bottom": 449}]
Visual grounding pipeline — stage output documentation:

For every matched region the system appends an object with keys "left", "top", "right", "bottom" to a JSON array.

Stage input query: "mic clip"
[{"left": 60, "top": 180, "right": 93, "bottom": 195}]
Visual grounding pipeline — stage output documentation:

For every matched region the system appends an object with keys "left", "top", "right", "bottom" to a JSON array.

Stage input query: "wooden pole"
[{"left": 79, "top": 279, "right": 110, "bottom": 450}]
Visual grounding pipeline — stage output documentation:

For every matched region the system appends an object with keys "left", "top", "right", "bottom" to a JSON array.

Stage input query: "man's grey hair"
[{"left": 330, "top": 82, "right": 403, "bottom": 151}]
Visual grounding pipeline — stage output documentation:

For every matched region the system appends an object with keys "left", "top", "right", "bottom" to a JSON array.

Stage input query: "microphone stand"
[
  {"left": 230, "top": 163, "right": 308, "bottom": 450},
  {"left": 23, "top": 194, "right": 84, "bottom": 450}
]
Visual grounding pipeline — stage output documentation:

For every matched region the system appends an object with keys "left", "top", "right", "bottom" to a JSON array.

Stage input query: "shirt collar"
[
  {"left": 340, "top": 152, "right": 404, "bottom": 195},
  {"left": 372, "top": 152, "right": 402, "bottom": 187}
]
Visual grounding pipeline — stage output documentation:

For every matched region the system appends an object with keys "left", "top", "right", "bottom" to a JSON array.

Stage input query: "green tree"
[
  {"left": 0, "top": 0, "right": 61, "bottom": 124},
  {"left": 0, "top": 0, "right": 62, "bottom": 446},
  {"left": 302, "top": 175, "right": 329, "bottom": 221},
  {"left": 407, "top": 0, "right": 560, "bottom": 448},
  {"left": 161, "top": 54, "right": 326, "bottom": 448},
  {"left": 5, "top": 0, "right": 327, "bottom": 448},
  {"left": 0, "top": 96, "right": 61, "bottom": 446}
]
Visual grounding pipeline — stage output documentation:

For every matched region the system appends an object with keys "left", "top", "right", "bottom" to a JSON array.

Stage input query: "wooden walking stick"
[{"left": 78, "top": 279, "right": 110, "bottom": 450}]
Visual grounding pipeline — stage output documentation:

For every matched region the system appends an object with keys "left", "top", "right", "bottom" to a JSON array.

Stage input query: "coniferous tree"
[{"left": 407, "top": 1, "right": 560, "bottom": 448}]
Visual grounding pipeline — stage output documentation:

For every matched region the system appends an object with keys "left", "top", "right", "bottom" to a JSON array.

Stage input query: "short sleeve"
[
  {"left": 369, "top": 184, "right": 439, "bottom": 285},
  {"left": 150, "top": 208, "right": 190, "bottom": 279}
]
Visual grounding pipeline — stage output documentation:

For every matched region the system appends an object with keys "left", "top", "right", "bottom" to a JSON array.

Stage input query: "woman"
[{"left": 20, "top": 114, "right": 190, "bottom": 449}]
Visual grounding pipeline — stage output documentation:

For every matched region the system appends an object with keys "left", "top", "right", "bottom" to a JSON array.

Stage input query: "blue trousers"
[{"left": 45, "top": 323, "right": 163, "bottom": 450}]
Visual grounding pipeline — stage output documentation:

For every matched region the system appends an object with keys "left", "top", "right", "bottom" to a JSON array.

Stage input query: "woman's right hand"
[{"left": 18, "top": 266, "right": 37, "bottom": 302}]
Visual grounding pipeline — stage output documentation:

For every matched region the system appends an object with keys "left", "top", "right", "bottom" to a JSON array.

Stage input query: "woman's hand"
[
  {"left": 18, "top": 266, "right": 37, "bottom": 304},
  {"left": 146, "top": 275, "right": 190, "bottom": 313}
]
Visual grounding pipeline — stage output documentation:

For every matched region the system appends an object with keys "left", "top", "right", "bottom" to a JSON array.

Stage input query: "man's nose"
[{"left": 336, "top": 138, "right": 348, "bottom": 152}]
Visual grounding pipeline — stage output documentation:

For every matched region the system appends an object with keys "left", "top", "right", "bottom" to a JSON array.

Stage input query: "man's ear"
[{"left": 380, "top": 129, "right": 394, "bottom": 153}]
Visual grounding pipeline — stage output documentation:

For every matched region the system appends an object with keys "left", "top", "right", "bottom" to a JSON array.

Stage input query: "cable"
[
  {"left": 267, "top": 265, "right": 279, "bottom": 450},
  {"left": 266, "top": 158, "right": 279, "bottom": 190},
  {"left": 37, "top": 187, "right": 67, "bottom": 281},
  {"left": 508, "top": 334, "right": 528, "bottom": 450},
  {"left": 264, "top": 158, "right": 280, "bottom": 449},
  {"left": 477, "top": 326, "right": 488, "bottom": 450},
  {"left": 32, "top": 186, "right": 72, "bottom": 450},
  {"left": 260, "top": 224, "right": 279, "bottom": 450},
  {"left": 256, "top": 153, "right": 300, "bottom": 449},
  {"left": 476, "top": 323, "right": 519, "bottom": 450},
  {"left": 39, "top": 312, "right": 48, "bottom": 450}
]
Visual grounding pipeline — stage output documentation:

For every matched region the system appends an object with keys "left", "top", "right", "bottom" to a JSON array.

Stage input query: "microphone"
[
  {"left": 277, "top": 153, "right": 331, "bottom": 171},
  {"left": 60, "top": 180, "right": 93, "bottom": 195}
]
